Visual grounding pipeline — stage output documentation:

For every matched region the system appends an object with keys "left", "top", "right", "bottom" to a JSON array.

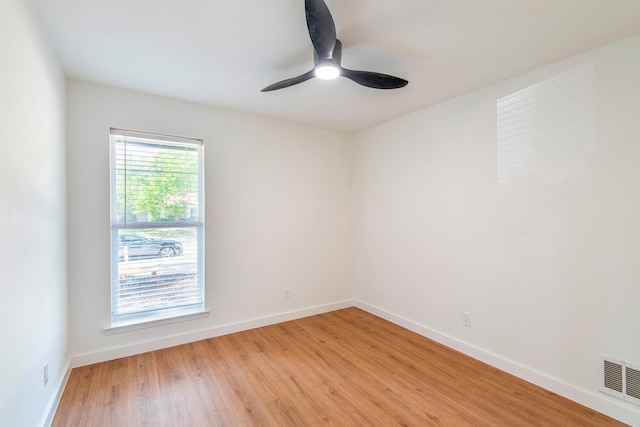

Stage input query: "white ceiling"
[{"left": 32, "top": 0, "right": 640, "bottom": 132}]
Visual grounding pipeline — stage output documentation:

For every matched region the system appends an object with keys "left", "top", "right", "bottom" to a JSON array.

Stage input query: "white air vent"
[
  {"left": 601, "top": 356, "right": 640, "bottom": 406},
  {"left": 626, "top": 365, "right": 640, "bottom": 401}
]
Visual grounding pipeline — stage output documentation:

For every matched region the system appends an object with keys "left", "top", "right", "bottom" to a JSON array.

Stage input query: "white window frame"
[{"left": 109, "top": 128, "right": 205, "bottom": 328}]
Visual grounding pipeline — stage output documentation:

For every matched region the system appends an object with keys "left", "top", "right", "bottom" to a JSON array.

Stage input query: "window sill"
[{"left": 104, "top": 308, "right": 210, "bottom": 335}]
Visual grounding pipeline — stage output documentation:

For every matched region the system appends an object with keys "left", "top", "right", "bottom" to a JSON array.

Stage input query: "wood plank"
[{"left": 52, "top": 308, "right": 628, "bottom": 426}]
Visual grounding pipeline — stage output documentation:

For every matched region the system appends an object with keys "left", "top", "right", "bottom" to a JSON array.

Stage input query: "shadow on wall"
[{"left": 497, "top": 62, "right": 595, "bottom": 188}]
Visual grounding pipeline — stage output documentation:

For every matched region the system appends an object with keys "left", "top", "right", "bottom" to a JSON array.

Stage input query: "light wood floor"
[{"left": 53, "top": 308, "right": 627, "bottom": 426}]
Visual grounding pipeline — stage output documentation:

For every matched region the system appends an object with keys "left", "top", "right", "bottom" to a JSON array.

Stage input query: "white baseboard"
[
  {"left": 41, "top": 360, "right": 71, "bottom": 427},
  {"left": 354, "top": 300, "right": 640, "bottom": 427},
  {"left": 70, "top": 299, "right": 355, "bottom": 368}
]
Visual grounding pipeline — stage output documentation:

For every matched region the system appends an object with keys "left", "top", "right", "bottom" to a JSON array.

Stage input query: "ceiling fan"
[{"left": 261, "top": 0, "right": 408, "bottom": 92}]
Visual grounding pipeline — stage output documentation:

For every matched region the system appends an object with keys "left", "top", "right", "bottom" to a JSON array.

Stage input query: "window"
[{"left": 110, "top": 129, "right": 204, "bottom": 326}]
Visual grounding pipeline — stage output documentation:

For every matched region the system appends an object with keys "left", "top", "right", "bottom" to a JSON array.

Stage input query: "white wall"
[
  {"left": 0, "top": 0, "right": 68, "bottom": 426},
  {"left": 353, "top": 34, "right": 640, "bottom": 424},
  {"left": 66, "top": 81, "right": 353, "bottom": 362}
]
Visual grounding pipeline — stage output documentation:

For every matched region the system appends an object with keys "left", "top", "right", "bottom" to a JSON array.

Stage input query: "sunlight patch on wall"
[{"left": 497, "top": 63, "right": 595, "bottom": 186}]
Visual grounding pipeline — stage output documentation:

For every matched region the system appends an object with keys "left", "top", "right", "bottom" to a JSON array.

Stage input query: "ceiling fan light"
[{"left": 315, "top": 64, "right": 340, "bottom": 80}]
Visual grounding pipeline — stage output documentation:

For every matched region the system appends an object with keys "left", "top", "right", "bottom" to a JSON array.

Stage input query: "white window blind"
[{"left": 110, "top": 129, "right": 204, "bottom": 325}]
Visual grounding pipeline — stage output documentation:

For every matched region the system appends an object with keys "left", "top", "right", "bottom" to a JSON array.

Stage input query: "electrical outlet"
[
  {"left": 43, "top": 362, "right": 49, "bottom": 386},
  {"left": 462, "top": 311, "right": 471, "bottom": 328},
  {"left": 284, "top": 288, "right": 291, "bottom": 300}
]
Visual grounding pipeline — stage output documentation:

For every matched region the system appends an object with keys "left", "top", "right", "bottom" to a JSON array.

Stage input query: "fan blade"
[
  {"left": 340, "top": 68, "right": 408, "bottom": 89},
  {"left": 333, "top": 39, "right": 342, "bottom": 65},
  {"left": 305, "top": 0, "right": 337, "bottom": 60},
  {"left": 261, "top": 69, "right": 316, "bottom": 92}
]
